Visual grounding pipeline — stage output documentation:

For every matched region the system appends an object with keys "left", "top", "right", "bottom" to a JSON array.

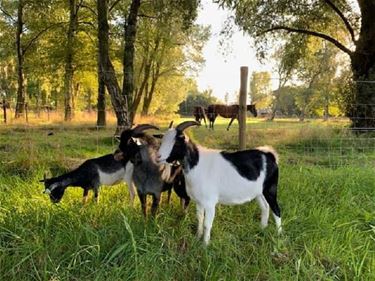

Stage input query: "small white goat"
[{"left": 157, "top": 121, "right": 281, "bottom": 245}]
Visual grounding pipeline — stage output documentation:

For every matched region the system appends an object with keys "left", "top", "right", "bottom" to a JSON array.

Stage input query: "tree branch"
[
  {"left": 0, "top": 4, "right": 15, "bottom": 22},
  {"left": 23, "top": 22, "right": 65, "bottom": 55},
  {"left": 109, "top": 0, "right": 121, "bottom": 13},
  {"left": 158, "top": 67, "right": 177, "bottom": 77},
  {"left": 79, "top": 28, "right": 95, "bottom": 44},
  {"left": 80, "top": 4, "right": 97, "bottom": 16},
  {"left": 78, "top": 21, "right": 96, "bottom": 30},
  {"left": 261, "top": 25, "right": 353, "bottom": 56},
  {"left": 76, "top": 0, "right": 85, "bottom": 16},
  {"left": 323, "top": 0, "right": 356, "bottom": 43},
  {"left": 138, "top": 13, "right": 157, "bottom": 19}
]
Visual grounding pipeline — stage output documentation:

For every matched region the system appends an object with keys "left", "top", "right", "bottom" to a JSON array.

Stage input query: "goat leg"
[
  {"left": 151, "top": 194, "right": 160, "bottom": 217},
  {"left": 138, "top": 193, "right": 147, "bottom": 217},
  {"left": 93, "top": 186, "right": 100, "bottom": 203},
  {"left": 166, "top": 189, "right": 172, "bottom": 205},
  {"left": 82, "top": 189, "right": 89, "bottom": 205},
  {"left": 183, "top": 197, "right": 190, "bottom": 212}
]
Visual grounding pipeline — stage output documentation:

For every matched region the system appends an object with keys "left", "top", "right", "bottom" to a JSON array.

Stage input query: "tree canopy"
[
  {"left": 217, "top": 0, "right": 375, "bottom": 129},
  {"left": 0, "top": 0, "right": 208, "bottom": 128}
]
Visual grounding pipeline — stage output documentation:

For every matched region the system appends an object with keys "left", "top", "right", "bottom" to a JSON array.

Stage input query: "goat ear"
[
  {"left": 175, "top": 121, "right": 200, "bottom": 132},
  {"left": 40, "top": 172, "right": 47, "bottom": 182}
]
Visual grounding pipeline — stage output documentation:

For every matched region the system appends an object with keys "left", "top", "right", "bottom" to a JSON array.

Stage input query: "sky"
[{"left": 195, "top": 0, "right": 274, "bottom": 103}]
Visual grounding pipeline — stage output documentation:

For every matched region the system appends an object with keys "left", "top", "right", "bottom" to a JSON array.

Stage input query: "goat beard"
[{"left": 159, "top": 163, "right": 172, "bottom": 182}]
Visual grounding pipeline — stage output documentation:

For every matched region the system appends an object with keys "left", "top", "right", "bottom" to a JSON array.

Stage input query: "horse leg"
[
  {"left": 227, "top": 116, "right": 236, "bottom": 131},
  {"left": 212, "top": 116, "right": 217, "bottom": 130},
  {"left": 209, "top": 116, "right": 213, "bottom": 129}
]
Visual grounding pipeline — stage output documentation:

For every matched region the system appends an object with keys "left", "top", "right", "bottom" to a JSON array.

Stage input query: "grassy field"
[{"left": 0, "top": 117, "right": 374, "bottom": 280}]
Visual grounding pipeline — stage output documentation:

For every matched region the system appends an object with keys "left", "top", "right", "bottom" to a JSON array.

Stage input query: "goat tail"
[{"left": 256, "top": 145, "right": 279, "bottom": 165}]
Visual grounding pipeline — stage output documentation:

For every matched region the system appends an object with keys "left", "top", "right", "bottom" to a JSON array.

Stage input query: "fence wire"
[{"left": 0, "top": 79, "right": 374, "bottom": 170}]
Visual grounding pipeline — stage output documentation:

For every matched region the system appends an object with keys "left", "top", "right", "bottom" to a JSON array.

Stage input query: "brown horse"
[
  {"left": 207, "top": 104, "right": 257, "bottom": 130},
  {"left": 193, "top": 106, "right": 208, "bottom": 128}
]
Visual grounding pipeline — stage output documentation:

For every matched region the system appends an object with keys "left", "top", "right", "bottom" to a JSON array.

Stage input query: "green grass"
[{"left": 0, "top": 118, "right": 374, "bottom": 280}]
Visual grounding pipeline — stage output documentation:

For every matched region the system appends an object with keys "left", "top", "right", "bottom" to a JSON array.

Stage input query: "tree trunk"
[
  {"left": 52, "top": 90, "right": 58, "bottom": 110},
  {"left": 122, "top": 0, "right": 141, "bottom": 124},
  {"left": 63, "top": 0, "right": 78, "bottom": 121},
  {"left": 140, "top": 36, "right": 162, "bottom": 116},
  {"left": 3, "top": 98, "right": 7, "bottom": 124},
  {"left": 141, "top": 62, "right": 161, "bottom": 116},
  {"left": 269, "top": 90, "right": 280, "bottom": 121},
  {"left": 97, "top": 0, "right": 130, "bottom": 133},
  {"left": 15, "top": 0, "right": 25, "bottom": 118},
  {"left": 36, "top": 89, "right": 40, "bottom": 118},
  {"left": 141, "top": 84, "right": 151, "bottom": 116},
  {"left": 71, "top": 82, "right": 80, "bottom": 113},
  {"left": 323, "top": 94, "right": 329, "bottom": 121},
  {"left": 348, "top": 0, "right": 375, "bottom": 129},
  {"left": 299, "top": 107, "right": 305, "bottom": 122},
  {"left": 87, "top": 88, "right": 92, "bottom": 113},
  {"left": 96, "top": 70, "right": 106, "bottom": 127},
  {"left": 133, "top": 60, "right": 151, "bottom": 117}
]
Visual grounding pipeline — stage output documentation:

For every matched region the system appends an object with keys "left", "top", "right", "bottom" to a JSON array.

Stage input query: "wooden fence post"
[{"left": 239, "top": 66, "right": 248, "bottom": 150}]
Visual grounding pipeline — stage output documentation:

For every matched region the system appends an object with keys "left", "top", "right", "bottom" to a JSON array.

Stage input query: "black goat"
[
  {"left": 114, "top": 124, "right": 189, "bottom": 216},
  {"left": 41, "top": 154, "right": 135, "bottom": 204}
]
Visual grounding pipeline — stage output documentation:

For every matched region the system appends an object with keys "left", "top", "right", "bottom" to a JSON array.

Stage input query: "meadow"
[{"left": 0, "top": 116, "right": 374, "bottom": 280}]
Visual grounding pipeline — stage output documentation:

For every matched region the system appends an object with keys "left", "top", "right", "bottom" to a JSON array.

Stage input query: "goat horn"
[
  {"left": 132, "top": 124, "right": 159, "bottom": 136},
  {"left": 175, "top": 121, "right": 200, "bottom": 132},
  {"left": 168, "top": 121, "right": 174, "bottom": 128}
]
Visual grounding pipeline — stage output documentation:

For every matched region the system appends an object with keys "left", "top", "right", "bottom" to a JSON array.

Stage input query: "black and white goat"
[
  {"left": 157, "top": 121, "right": 281, "bottom": 245},
  {"left": 114, "top": 124, "right": 190, "bottom": 216},
  {"left": 41, "top": 154, "right": 135, "bottom": 204}
]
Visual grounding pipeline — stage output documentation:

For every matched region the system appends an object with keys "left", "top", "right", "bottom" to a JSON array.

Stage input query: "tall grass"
[{"left": 0, "top": 118, "right": 374, "bottom": 280}]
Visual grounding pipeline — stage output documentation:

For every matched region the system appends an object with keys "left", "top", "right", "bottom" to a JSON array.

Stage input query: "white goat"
[{"left": 157, "top": 121, "right": 281, "bottom": 245}]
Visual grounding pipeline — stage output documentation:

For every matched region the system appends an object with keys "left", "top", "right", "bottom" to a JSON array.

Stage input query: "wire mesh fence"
[
  {"left": 0, "top": 115, "right": 373, "bottom": 172},
  {"left": 0, "top": 78, "right": 374, "bottom": 170}
]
